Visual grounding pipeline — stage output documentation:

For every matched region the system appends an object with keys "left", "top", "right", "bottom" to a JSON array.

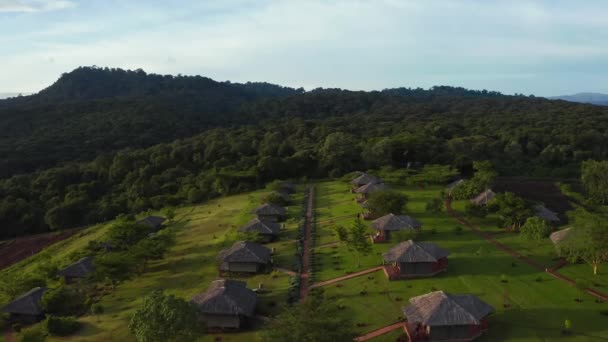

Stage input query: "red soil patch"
[{"left": 0, "top": 230, "right": 79, "bottom": 270}]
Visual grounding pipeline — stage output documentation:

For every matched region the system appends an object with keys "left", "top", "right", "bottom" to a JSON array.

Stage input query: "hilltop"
[{"left": 550, "top": 92, "right": 608, "bottom": 106}]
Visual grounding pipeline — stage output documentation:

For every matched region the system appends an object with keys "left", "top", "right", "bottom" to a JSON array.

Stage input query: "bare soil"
[{"left": 0, "top": 229, "right": 79, "bottom": 270}]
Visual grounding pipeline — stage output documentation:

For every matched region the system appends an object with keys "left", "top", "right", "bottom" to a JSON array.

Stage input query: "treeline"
[
  {"left": 0, "top": 67, "right": 302, "bottom": 177},
  {"left": 2, "top": 67, "right": 608, "bottom": 238}
]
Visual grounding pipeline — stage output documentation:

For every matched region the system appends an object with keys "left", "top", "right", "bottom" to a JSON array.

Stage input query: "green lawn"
[
  {"left": 2, "top": 187, "right": 303, "bottom": 342},
  {"left": 312, "top": 181, "right": 608, "bottom": 341}
]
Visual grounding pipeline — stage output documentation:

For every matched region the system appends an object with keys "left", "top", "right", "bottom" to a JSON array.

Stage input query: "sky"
[{"left": 1, "top": 0, "right": 607, "bottom": 96}]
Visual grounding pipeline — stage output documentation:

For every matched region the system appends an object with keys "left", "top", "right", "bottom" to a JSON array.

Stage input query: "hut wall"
[
  {"left": 203, "top": 314, "right": 240, "bottom": 329},
  {"left": 429, "top": 325, "right": 476, "bottom": 341},
  {"left": 258, "top": 214, "right": 279, "bottom": 222},
  {"left": 399, "top": 262, "right": 434, "bottom": 275},
  {"left": 229, "top": 262, "right": 259, "bottom": 273}
]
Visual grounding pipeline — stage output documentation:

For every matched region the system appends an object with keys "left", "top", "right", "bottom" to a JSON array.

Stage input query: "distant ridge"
[
  {"left": 0, "top": 92, "right": 27, "bottom": 99},
  {"left": 550, "top": 92, "right": 608, "bottom": 106}
]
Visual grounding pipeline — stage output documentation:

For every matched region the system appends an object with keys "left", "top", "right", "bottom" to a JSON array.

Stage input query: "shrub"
[
  {"left": 464, "top": 202, "right": 487, "bottom": 218},
  {"left": 425, "top": 198, "right": 444, "bottom": 214},
  {"left": 453, "top": 226, "right": 463, "bottom": 235},
  {"left": 500, "top": 274, "right": 508, "bottom": 283},
  {"left": 41, "top": 286, "right": 87, "bottom": 316},
  {"left": 12, "top": 323, "right": 22, "bottom": 332},
  {"left": 45, "top": 316, "right": 81, "bottom": 336},
  {"left": 19, "top": 326, "right": 46, "bottom": 342}
]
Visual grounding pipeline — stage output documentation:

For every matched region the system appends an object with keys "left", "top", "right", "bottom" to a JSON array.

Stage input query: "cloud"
[
  {"left": 0, "top": 0, "right": 76, "bottom": 13},
  {"left": 1, "top": 0, "right": 608, "bottom": 96}
]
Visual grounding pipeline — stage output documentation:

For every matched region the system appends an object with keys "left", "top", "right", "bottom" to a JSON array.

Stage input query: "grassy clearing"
[
  {"left": 2, "top": 187, "right": 303, "bottom": 342},
  {"left": 313, "top": 180, "right": 608, "bottom": 341}
]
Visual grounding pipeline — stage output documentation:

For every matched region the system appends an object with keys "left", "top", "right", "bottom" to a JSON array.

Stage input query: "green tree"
[
  {"left": 409, "top": 164, "right": 459, "bottom": 186},
  {"left": 162, "top": 207, "right": 176, "bottom": 222},
  {"left": 107, "top": 221, "right": 150, "bottom": 250},
  {"left": 520, "top": 217, "right": 552, "bottom": 241},
  {"left": 41, "top": 286, "right": 86, "bottom": 316},
  {"left": 581, "top": 160, "right": 608, "bottom": 204},
  {"left": 493, "top": 192, "right": 533, "bottom": 231},
  {"left": 261, "top": 289, "right": 354, "bottom": 342},
  {"left": 318, "top": 132, "right": 360, "bottom": 176},
  {"left": 425, "top": 198, "right": 444, "bottom": 214},
  {"left": 341, "top": 218, "right": 373, "bottom": 267},
  {"left": 366, "top": 191, "right": 408, "bottom": 216},
  {"left": 94, "top": 252, "right": 134, "bottom": 288},
  {"left": 129, "top": 290, "right": 200, "bottom": 342},
  {"left": 561, "top": 214, "right": 608, "bottom": 275}
]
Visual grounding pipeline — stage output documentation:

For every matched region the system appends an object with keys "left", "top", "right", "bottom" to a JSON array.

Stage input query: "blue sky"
[{"left": 1, "top": 0, "right": 607, "bottom": 96}]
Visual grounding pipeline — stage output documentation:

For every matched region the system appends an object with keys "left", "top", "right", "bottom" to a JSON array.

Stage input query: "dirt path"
[
  {"left": 273, "top": 267, "right": 298, "bottom": 276},
  {"left": 4, "top": 328, "right": 14, "bottom": 342},
  {"left": 315, "top": 241, "right": 342, "bottom": 249},
  {"left": 310, "top": 266, "right": 384, "bottom": 288},
  {"left": 299, "top": 186, "right": 315, "bottom": 301},
  {"left": 445, "top": 199, "right": 608, "bottom": 302},
  {"left": 353, "top": 322, "right": 405, "bottom": 341}
]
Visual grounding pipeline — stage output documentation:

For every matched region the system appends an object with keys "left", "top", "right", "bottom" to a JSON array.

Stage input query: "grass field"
[
  {"left": 312, "top": 180, "right": 608, "bottom": 341},
  {"left": 1, "top": 188, "right": 304, "bottom": 342}
]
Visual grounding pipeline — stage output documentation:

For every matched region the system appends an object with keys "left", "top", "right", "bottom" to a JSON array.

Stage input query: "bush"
[
  {"left": 452, "top": 226, "right": 463, "bottom": 235},
  {"left": 41, "top": 286, "right": 87, "bottom": 316},
  {"left": 44, "top": 316, "right": 81, "bottom": 336},
  {"left": 425, "top": 198, "right": 443, "bottom": 214},
  {"left": 19, "top": 326, "right": 46, "bottom": 342},
  {"left": 12, "top": 323, "right": 22, "bottom": 332},
  {"left": 464, "top": 202, "right": 487, "bottom": 218}
]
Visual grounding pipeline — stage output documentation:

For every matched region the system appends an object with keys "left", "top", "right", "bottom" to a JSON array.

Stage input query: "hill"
[
  {"left": 2, "top": 67, "right": 608, "bottom": 238},
  {"left": 550, "top": 92, "right": 608, "bottom": 106},
  {"left": 0, "top": 66, "right": 302, "bottom": 177}
]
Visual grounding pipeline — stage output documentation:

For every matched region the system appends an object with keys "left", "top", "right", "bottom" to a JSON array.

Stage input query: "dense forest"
[{"left": 1, "top": 66, "right": 608, "bottom": 238}]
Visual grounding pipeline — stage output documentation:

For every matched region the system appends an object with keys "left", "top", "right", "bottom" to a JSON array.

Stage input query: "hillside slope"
[{"left": 0, "top": 67, "right": 301, "bottom": 177}]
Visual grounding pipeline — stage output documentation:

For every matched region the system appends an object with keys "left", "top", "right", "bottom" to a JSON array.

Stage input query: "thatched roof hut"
[
  {"left": 191, "top": 279, "right": 257, "bottom": 330},
  {"left": 238, "top": 218, "right": 281, "bottom": 241},
  {"left": 58, "top": 256, "right": 95, "bottom": 280},
  {"left": 372, "top": 214, "right": 422, "bottom": 232},
  {"left": 252, "top": 203, "right": 286, "bottom": 221},
  {"left": 470, "top": 189, "right": 496, "bottom": 206},
  {"left": 404, "top": 291, "right": 494, "bottom": 326},
  {"left": 384, "top": 240, "right": 449, "bottom": 263},
  {"left": 446, "top": 179, "right": 466, "bottom": 190},
  {"left": 0, "top": 287, "right": 48, "bottom": 323},
  {"left": 535, "top": 205, "right": 560, "bottom": 223},
  {"left": 403, "top": 291, "right": 494, "bottom": 341},
  {"left": 351, "top": 173, "right": 382, "bottom": 187},
  {"left": 218, "top": 241, "right": 272, "bottom": 274},
  {"left": 354, "top": 182, "right": 387, "bottom": 195},
  {"left": 137, "top": 216, "right": 166, "bottom": 231},
  {"left": 550, "top": 227, "right": 572, "bottom": 245}
]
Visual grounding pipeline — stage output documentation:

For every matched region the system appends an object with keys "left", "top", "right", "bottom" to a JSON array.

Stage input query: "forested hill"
[
  {"left": 2, "top": 66, "right": 608, "bottom": 238},
  {"left": 0, "top": 67, "right": 302, "bottom": 177}
]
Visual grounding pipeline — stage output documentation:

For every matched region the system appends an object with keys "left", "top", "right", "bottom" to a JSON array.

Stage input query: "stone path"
[
  {"left": 310, "top": 266, "right": 384, "bottom": 288},
  {"left": 353, "top": 322, "right": 405, "bottom": 341}
]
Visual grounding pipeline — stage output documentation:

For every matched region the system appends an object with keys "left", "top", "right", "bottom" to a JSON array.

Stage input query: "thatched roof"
[
  {"left": 351, "top": 173, "right": 382, "bottom": 186},
  {"left": 58, "top": 256, "right": 95, "bottom": 278},
  {"left": 446, "top": 179, "right": 465, "bottom": 190},
  {"left": 218, "top": 241, "right": 271, "bottom": 264},
  {"left": 0, "top": 287, "right": 48, "bottom": 315},
  {"left": 371, "top": 213, "right": 422, "bottom": 231},
  {"left": 403, "top": 291, "right": 494, "bottom": 326},
  {"left": 137, "top": 216, "right": 166, "bottom": 230},
  {"left": 278, "top": 182, "right": 296, "bottom": 194},
  {"left": 191, "top": 279, "right": 257, "bottom": 317},
  {"left": 535, "top": 205, "right": 560, "bottom": 223},
  {"left": 383, "top": 240, "right": 449, "bottom": 263},
  {"left": 253, "top": 203, "right": 286, "bottom": 216},
  {"left": 550, "top": 227, "right": 572, "bottom": 245},
  {"left": 239, "top": 218, "right": 281, "bottom": 236},
  {"left": 354, "top": 182, "right": 387, "bottom": 194},
  {"left": 470, "top": 189, "right": 496, "bottom": 206}
]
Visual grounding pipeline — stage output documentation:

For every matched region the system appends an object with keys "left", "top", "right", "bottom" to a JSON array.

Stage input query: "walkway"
[
  {"left": 353, "top": 322, "right": 405, "bottom": 341},
  {"left": 273, "top": 267, "right": 298, "bottom": 276},
  {"left": 310, "top": 266, "right": 384, "bottom": 288},
  {"left": 445, "top": 198, "right": 608, "bottom": 302},
  {"left": 299, "top": 186, "right": 315, "bottom": 301},
  {"left": 4, "top": 328, "right": 14, "bottom": 342}
]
